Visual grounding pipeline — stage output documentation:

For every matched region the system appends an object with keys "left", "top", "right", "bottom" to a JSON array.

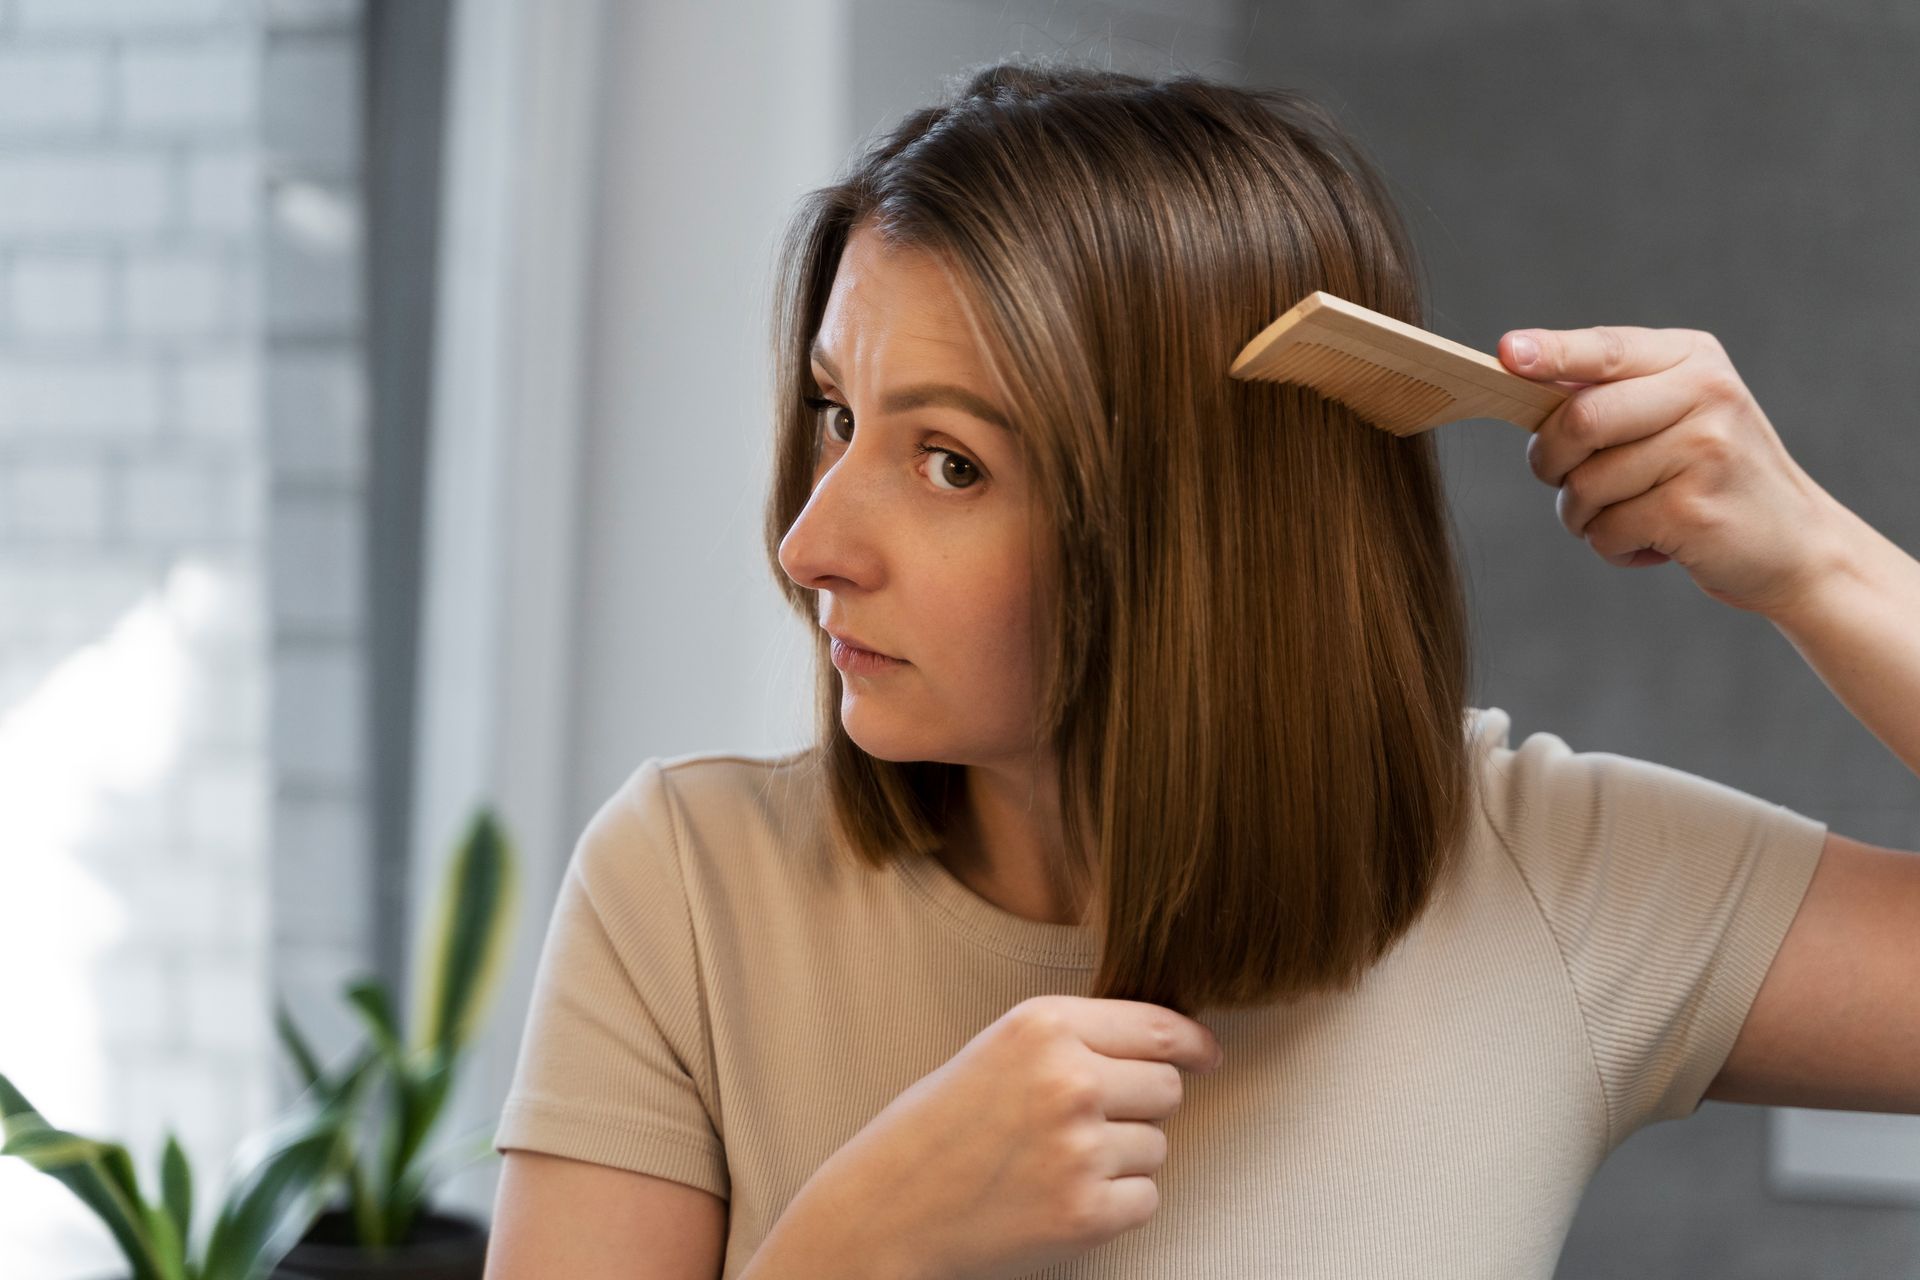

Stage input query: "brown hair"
[{"left": 761, "top": 56, "right": 1477, "bottom": 1016}]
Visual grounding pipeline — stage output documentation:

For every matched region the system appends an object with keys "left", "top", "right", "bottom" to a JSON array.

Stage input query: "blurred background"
[{"left": 1, "top": 0, "right": 1916, "bottom": 1275}]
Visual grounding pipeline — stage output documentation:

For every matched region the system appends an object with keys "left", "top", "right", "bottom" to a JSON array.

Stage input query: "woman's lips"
[{"left": 831, "top": 637, "right": 908, "bottom": 674}]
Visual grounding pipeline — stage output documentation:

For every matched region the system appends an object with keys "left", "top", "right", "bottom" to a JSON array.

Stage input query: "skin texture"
[{"left": 777, "top": 222, "right": 1085, "bottom": 926}]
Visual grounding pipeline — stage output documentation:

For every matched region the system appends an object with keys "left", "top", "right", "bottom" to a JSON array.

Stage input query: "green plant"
[
  {"left": 0, "top": 1064, "right": 374, "bottom": 1280},
  {"left": 275, "top": 805, "right": 518, "bottom": 1252}
]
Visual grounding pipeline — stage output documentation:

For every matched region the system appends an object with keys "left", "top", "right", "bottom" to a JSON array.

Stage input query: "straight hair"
[{"left": 761, "top": 56, "right": 1477, "bottom": 1016}]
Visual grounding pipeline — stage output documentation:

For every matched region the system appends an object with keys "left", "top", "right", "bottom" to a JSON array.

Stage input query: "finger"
[
  {"left": 1579, "top": 483, "right": 1685, "bottom": 568},
  {"left": 1095, "top": 1058, "right": 1188, "bottom": 1122},
  {"left": 1552, "top": 427, "right": 1687, "bottom": 543},
  {"left": 1066, "top": 998, "right": 1222, "bottom": 1073},
  {"left": 1100, "top": 1120, "right": 1170, "bottom": 1179},
  {"left": 1500, "top": 325, "right": 1697, "bottom": 385},
  {"left": 1526, "top": 367, "right": 1709, "bottom": 488}
]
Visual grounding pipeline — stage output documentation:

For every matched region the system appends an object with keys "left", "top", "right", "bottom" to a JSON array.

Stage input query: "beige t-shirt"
[{"left": 492, "top": 705, "right": 1828, "bottom": 1277}]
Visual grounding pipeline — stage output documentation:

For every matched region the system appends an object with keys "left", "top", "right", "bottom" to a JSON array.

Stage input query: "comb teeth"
[{"left": 1269, "top": 342, "right": 1458, "bottom": 437}]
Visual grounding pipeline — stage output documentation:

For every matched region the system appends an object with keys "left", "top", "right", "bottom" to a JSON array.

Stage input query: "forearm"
[
  {"left": 736, "top": 1174, "right": 939, "bottom": 1280},
  {"left": 1765, "top": 496, "right": 1920, "bottom": 782}
]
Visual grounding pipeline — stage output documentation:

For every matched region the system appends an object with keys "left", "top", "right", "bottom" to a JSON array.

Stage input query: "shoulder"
[
  {"left": 581, "top": 745, "right": 827, "bottom": 891},
  {"left": 648, "top": 745, "right": 823, "bottom": 854},
  {"left": 650, "top": 744, "right": 818, "bottom": 814},
  {"left": 1466, "top": 704, "right": 1795, "bottom": 854}
]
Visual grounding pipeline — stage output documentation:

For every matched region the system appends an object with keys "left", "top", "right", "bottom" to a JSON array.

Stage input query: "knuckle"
[
  {"left": 1537, "top": 330, "right": 1564, "bottom": 371},
  {"left": 1055, "top": 1122, "right": 1103, "bottom": 1169},
  {"left": 1011, "top": 998, "right": 1066, "bottom": 1040},
  {"left": 1147, "top": 1015, "right": 1177, "bottom": 1057},
  {"left": 1159, "top": 1063, "right": 1186, "bottom": 1111},
  {"left": 1559, "top": 463, "right": 1593, "bottom": 508},
  {"left": 1689, "top": 328, "right": 1726, "bottom": 356},
  {"left": 1526, "top": 432, "right": 1559, "bottom": 486},
  {"left": 1691, "top": 420, "right": 1737, "bottom": 465},
  {"left": 1596, "top": 326, "right": 1629, "bottom": 376},
  {"left": 1581, "top": 507, "right": 1611, "bottom": 550},
  {"left": 1047, "top": 1066, "right": 1103, "bottom": 1113},
  {"left": 1670, "top": 483, "right": 1720, "bottom": 533},
  {"left": 1562, "top": 392, "right": 1603, "bottom": 446},
  {"left": 1062, "top": 1184, "right": 1116, "bottom": 1243},
  {"left": 1695, "top": 367, "right": 1745, "bottom": 407}
]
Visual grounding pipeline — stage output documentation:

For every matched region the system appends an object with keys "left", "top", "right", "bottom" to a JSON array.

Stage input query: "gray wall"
[
  {"left": 1240, "top": 1, "right": 1920, "bottom": 1274},
  {"left": 846, "top": 0, "right": 1920, "bottom": 1273}
]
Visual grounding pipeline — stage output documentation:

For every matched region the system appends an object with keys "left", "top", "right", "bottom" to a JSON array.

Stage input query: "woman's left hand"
[{"left": 1498, "top": 325, "right": 1846, "bottom": 618}]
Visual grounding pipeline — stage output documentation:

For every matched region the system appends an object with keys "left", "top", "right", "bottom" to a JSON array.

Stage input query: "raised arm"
[
  {"left": 1498, "top": 324, "right": 1920, "bottom": 1116},
  {"left": 1702, "top": 507, "right": 1920, "bottom": 1113}
]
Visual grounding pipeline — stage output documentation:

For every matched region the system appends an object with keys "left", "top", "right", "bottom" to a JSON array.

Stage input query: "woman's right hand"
[{"left": 781, "top": 994, "right": 1225, "bottom": 1280}]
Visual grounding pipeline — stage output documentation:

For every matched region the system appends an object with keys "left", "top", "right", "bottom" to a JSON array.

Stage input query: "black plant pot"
[{"left": 268, "top": 1209, "right": 489, "bottom": 1279}]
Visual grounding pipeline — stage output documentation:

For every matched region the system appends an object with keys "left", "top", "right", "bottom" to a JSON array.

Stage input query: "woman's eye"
[
  {"left": 803, "top": 395, "right": 983, "bottom": 492},
  {"left": 806, "top": 395, "right": 855, "bottom": 446}
]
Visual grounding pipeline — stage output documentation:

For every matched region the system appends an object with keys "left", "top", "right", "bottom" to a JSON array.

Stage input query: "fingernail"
[{"left": 1510, "top": 333, "right": 1539, "bottom": 367}]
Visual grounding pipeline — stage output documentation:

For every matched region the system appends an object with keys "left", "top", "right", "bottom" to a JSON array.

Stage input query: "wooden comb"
[{"left": 1227, "top": 290, "right": 1570, "bottom": 436}]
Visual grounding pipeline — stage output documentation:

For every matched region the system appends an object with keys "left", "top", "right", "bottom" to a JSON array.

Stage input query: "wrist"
[{"left": 1764, "top": 492, "right": 1909, "bottom": 638}]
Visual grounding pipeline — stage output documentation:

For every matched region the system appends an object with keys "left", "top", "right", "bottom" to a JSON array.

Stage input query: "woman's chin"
[{"left": 841, "top": 717, "right": 919, "bottom": 762}]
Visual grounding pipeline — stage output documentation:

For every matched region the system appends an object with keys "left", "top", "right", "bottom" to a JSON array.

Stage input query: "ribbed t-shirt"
[{"left": 491, "top": 705, "right": 1829, "bottom": 1277}]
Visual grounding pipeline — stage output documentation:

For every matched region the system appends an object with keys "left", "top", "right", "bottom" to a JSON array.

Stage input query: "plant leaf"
[
  {"left": 412, "top": 808, "right": 518, "bottom": 1059},
  {"left": 345, "top": 979, "right": 405, "bottom": 1064},
  {"left": 332, "top": 1043, "right": 383, "bottom": 1099},
  {"left": 199, "top": 1086, "right": 364, "bottom": 1280},
  {"left": 99, "top": 1141, "right": 145, "bottom": 1218},
  {"left": 2, "top": 1124, "right": 164, "bottom": 1280},
  {"left": 345, "top": 1140, "right": 386, "bottom": 1251},
  {"left": 273, "top": 1001, "right": 326, "bottom": 1094},
  {"left": 143, "top": 1199, "right": 187, "bottom": 1280},
  {"left": 386, "top": 1052, "right": 452, "bottom": 1202},
  {"left": 0, "top": 1069, "right": 44, "bottom": 1131},
  {"left": 161, "top": 1132, "right": 193, "bottom": 1265}
]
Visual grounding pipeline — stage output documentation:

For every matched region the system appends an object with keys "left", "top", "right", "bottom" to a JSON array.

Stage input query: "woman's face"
[{"left": 778, "top": 223, "right": 1047, "bottom": 766}]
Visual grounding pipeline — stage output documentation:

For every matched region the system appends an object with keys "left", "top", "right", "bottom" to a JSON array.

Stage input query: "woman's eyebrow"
[{"left": 811, "top": 344, "right": 1015, "bottom": 435}]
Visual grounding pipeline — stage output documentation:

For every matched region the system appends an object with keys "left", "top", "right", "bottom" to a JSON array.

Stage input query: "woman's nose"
[{"left": 779, "top": 455, "right": 884, "bottom": 590}]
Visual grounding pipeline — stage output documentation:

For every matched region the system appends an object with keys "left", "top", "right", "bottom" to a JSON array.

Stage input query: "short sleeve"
[
  {"left": 492, "top": 758, "right": 729, "bottom": 1200},
  {"left": 1473, "top": 709, "right": 1829, "bottom": 1147}
]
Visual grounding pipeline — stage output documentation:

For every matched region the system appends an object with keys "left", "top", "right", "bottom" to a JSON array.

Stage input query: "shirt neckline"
[{"left": 893, "top": 847, "right": 1098, "bottom": 970}]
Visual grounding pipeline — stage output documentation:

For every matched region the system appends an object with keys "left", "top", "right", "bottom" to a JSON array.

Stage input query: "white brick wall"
[
  {"left": 124, "top": 248, "right": 236, "bottom": 336},
  {"left": 120, "top": 450, "right": 259, "bottom": 542},
  {"left": 178, "top": 350, "right": 261, "bottom": 440},
  {"left": 121, "top": 38, "right": 258, "bottom": 132},
  {"left": 0, "top": 47, "right": 111, "bottom": 132},
  {"left": 0, "top": 0, "right": 343, "bottom": 1274},
  {"left": 0, "top": 356, "right": 165, "bottom": 433},
  {"left": 14, "top": 0, "right": 236, "bottom": 33},
  {"left": 0, "top": 152, "right": 172, "bottom": 236},
  {"left": 2, "top": 458, "right": 109, "bottom": 539},
  {"left": 7, "top": 253, "right": 115, "bottom": 338},
  {"left": 186, "top": 146, "right": 255, "bottom": 233}
]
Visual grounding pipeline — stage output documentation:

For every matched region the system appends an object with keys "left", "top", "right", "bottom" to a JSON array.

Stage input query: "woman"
[{"left": 485, "top": 59, "right": 1920, "bottom": 1279}]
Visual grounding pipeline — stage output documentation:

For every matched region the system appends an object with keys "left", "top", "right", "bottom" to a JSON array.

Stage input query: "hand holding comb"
[{"left": 1227, "top": 290, "right": 1570, "bottom": 436}]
